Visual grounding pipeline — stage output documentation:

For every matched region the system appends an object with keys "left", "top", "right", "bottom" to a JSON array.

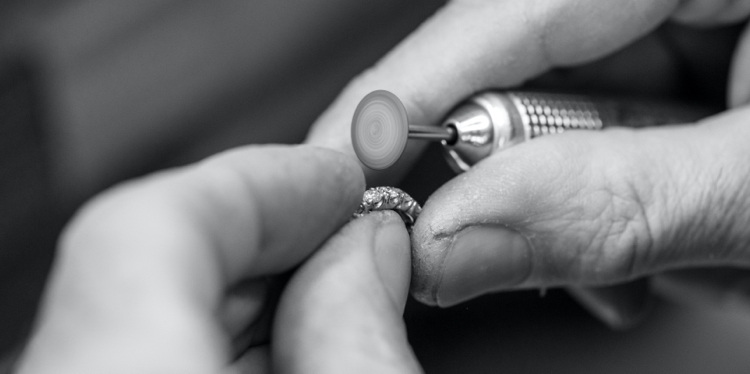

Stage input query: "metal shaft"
[
  {"left": 440, "top": 91, "right": 715, "bottom": 173},
  {"left": 408, "top": 125, "right": 457, "bottom": 143}
]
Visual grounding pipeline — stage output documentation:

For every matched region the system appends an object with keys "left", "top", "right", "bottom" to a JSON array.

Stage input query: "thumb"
[
  {"left": 410, "top": 108, "right": 750, "bottom": 307},
  {"left": 273, "top": 211, "right": 421, "bottom": 374}
]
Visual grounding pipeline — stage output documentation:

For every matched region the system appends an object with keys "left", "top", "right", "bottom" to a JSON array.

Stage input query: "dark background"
[{"left": 2, "top": 1, "right": 750, "bottom": 372}]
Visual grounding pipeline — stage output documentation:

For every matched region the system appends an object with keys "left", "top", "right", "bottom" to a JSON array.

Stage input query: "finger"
[
  {"left": 17, "top": 145, "right": 363, "bottom": 373},
  {"left": 273, "top": 212, "right": 420, "bottom": 374},
  {"left": 410, "top": 108, "right": 750, "bottom": 307},
  {"left": 59, "top": 144, "right": 362, "bottom": 295},
  {"left": 305, "top": 0, "right": 736, "bottom": 184}
]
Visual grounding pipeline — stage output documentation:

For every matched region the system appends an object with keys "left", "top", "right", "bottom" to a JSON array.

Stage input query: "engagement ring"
[{"left": 352, "top": 186, "right": 421, "bottom": 228}]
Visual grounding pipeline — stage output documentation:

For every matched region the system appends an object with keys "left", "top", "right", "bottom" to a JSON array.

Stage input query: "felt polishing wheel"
[{"left": 351, "top": 90, "right": 409, "bottom": 170}]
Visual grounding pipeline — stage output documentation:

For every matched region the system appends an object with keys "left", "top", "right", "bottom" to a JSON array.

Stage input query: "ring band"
[{"left": 352, "top": 186, "right": 422, "bottom": 227}]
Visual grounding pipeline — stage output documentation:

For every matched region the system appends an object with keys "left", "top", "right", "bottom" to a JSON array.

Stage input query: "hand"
[
  {"left": 305, "top": 1, "right": 750, "bottom": 312},
  {"left": 15, "top": 145, "right": 420, "bottom": 373}
]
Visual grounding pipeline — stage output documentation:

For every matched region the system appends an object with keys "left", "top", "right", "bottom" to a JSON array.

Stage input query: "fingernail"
[
  {"left": 373, "top": 212, "right": 412, "bottom": 311},
  {"left": 436, "top": 225, "right": 532, "bottom": 307}
]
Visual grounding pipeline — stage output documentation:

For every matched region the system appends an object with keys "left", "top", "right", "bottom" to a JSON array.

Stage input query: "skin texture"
[{"left": 14, "top": 0, "right": 750, "bottom": 372}]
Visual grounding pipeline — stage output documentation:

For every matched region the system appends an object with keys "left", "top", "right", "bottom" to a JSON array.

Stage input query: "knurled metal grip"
[{"left": 441, "top": 91, "right": 711, "bottom": 173}]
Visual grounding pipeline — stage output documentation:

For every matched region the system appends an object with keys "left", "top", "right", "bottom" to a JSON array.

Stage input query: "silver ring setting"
[{"left": 353, "top": 186, "right": 421, "bottom": 227}]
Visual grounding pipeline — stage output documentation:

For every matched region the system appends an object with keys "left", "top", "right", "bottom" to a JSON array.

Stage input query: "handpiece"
[{"left": 351, "top": 89, "right": 711, "bottom": 172}]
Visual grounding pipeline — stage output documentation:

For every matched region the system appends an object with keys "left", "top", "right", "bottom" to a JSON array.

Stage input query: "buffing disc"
[{"left": 351, "top": 90, "right": 409, "bottom": 170}]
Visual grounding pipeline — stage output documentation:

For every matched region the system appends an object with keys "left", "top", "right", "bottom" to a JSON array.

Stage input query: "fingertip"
[
  {"left": 408, "top": 151, "right": 539, "bottom": 306},
  {"left": 296, "top": 144, "right": 366, "bottom": 194},
  {"left": 435, "top": 225, "right": 533, "bottom": 307},
  {"left": 371, "top": 212, "right": 412, "bottom": 311},
  {"left": 274, "top": 211, "right": 418, "bottom": 373},
  {"left": 277, "top": 211, "right": 412, "bottom": 320},
  {"left": 411, "top": 221, "right": 534, "bottom": 307},
  {"left": 168, "top": 144, "right": 371, "bottom": 279}
]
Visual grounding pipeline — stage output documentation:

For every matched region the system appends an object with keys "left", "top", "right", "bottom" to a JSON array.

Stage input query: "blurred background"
[{"left": 2, "top": 1, "right": 750, "bottom": 372}]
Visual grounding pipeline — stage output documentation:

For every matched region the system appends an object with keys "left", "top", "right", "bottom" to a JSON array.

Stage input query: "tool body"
[
  {"left": 351, "top": 90, "right": 711, "bottom": 171},
  {"left": 440, "top": 91, "right": 710, "bottom": 172}
]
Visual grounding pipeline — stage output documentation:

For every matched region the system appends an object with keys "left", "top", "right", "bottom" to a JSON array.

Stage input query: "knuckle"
[{"left": 581, "top": 179, "right": 655, "bottom": 283}]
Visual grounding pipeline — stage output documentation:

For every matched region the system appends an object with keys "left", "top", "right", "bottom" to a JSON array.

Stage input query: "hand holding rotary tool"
[{"left": 307, "top": 0, "right": 750, "bottom": 333}]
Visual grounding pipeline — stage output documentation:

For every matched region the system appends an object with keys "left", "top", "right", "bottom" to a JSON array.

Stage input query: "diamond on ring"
[{"left": 352, "top": 186, "right": 422, "bottom": 227}]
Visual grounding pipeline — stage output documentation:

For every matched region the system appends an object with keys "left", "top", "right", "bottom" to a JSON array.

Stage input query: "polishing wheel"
[{"left": 351, "top": 90, "right": 409, "bottom": 170}]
